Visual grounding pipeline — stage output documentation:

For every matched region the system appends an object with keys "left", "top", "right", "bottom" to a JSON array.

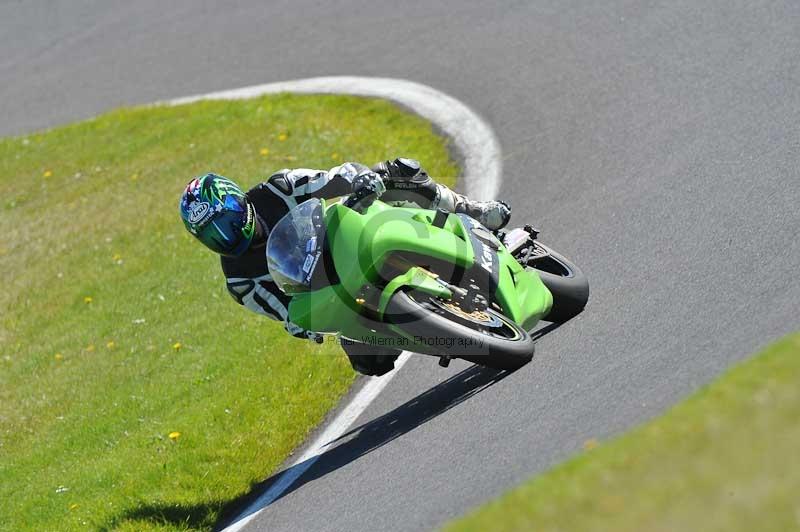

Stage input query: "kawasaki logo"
[
  {"left": 459, "top": 214, "right": 496, "bottom": 276},
  {"left": 465, "top": 217, "right": 494, "bottom": 274},
  {"left": 479, "top": 241, "right": 493, "bottom": 274}
]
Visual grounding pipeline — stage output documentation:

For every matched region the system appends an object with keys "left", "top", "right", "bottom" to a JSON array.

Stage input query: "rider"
[{"left": 179, "top": 158, "right": 511, "bottom": 375}]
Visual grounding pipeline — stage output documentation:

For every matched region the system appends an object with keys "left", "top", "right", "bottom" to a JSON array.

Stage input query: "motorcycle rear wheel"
[{"left": 384, "top": 290, "right": 534, "bottom": 370}]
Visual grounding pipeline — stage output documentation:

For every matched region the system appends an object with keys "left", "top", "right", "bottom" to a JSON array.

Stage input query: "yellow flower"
[
  {"left": 331, "top": 152, "right": 340, "bottom": 161},
  {"left": 85, "top": 344, "right": 95, "bottom": 353},
  {"left": 168, "top": 431, "right": 181, "bottom": 441},
  {"left": 277, "top": 133, "right": 288, "bottom": 142},
  {"left": 54, "top": 353, "right": 64, "bottom": 361},
  {"left": 130, "top": 173, "right": 139, "bottom": 181},
  {"left": 259, "top": 147, "right": 270, "bottom": 156},
  {"left": 69, "top": 503, "right": 79, "bottom": 510},
  {"left": 172, "top": 342, "right": 182, "bottom": 351},
  {"left": 43, "top": 170, "right": 52, "bottom": 178},
  {"left": 106, "top": 341, "right": 116, "bottom": 349},
  {"left": 583, "top": 438, "right": 599, "bottom": 451},
  {"left": 83, "top": 296, "right": 93, "bottom": 304}
]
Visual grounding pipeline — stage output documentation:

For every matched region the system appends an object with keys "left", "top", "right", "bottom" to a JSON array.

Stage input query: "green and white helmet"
[{"left": 180, "top": 173, "right": 255, "bottom": 256}]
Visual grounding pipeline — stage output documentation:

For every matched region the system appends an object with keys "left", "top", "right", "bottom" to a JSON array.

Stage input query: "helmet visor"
[{"left": 195, "top": 201, "right": 255, "bottom": 256}]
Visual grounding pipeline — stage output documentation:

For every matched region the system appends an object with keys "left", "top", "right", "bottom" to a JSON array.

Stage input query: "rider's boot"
[
  {"left": 375, "top": 157, "right": 512, "bottom": 231},
  {"left": 453, "top": 195, "right": 511, "bottom": 231},
  {"left": 340, "top": 338, "right": 401, "bottom": 376},
  {"left": 435, "top": 185, "right": 511, "bottom": 231}
]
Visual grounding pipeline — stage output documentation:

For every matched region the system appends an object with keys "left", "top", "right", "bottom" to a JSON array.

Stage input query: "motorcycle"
[{"left": 266, "top": 190, "right": 589, "bottom": 371}]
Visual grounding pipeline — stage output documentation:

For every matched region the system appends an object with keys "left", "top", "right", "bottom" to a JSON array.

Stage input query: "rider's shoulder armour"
[{"left": 267, "top": 172, "right": 293, "bottom": 195}]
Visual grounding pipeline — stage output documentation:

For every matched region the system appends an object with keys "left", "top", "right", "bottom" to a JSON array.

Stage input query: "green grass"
[
  {"left": 446, "top": 333, "right": 800, "bottom": 532},
  {"left": 0, "top": 94, "right": 458, "bottom": 531}
]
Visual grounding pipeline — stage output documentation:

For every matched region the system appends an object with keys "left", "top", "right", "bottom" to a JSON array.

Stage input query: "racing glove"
[{"left": 348, "top": 171, "right": 386, "bottom": 210}]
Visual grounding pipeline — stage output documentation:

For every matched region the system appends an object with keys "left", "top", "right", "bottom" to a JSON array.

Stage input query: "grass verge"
[
  {"left": 446, "top": 333, "right": 800, "bottom": 532},
  {"left": 0, "top": 93, "right": 457, "bottom": 531}
]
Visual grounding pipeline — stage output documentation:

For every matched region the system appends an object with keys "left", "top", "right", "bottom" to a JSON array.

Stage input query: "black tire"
[
  {"left": 524, "top": 244, "right": 589, "bottom": 323},
  {"left": 384, "top": 290, "right": 534, "bottom": 370}
]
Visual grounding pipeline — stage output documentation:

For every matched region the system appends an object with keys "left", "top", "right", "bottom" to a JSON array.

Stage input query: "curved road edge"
[{"left": 165, "top": 76, "right": 501, "bottom": 199}]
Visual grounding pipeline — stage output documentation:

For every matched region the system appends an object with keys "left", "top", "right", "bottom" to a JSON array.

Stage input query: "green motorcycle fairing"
[{"left": 285, "top": 199, "right": 552, "bottom": 343}]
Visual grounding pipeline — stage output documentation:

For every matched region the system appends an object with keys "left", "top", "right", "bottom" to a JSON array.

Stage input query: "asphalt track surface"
[{"left": 3, "top": 2, "right": 799, "bottom": 531}]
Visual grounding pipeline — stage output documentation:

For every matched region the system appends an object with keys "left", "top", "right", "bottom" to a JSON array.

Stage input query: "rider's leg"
[
  {"left": 375, "top": 158, "right": 511, "bottom": 230},
  {"left": 434, "top": 183, "right": 511, "bottom": 232}
]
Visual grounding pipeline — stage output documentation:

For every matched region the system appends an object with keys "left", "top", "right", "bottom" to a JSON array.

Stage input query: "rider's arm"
[
  {"left": 264, "top": 157, "right": 452, "bottom": 212},
  {"left": 264, "top": 162, "right": 378, "bottom": 204},
  {"left": 225, "top": 273, "right": 319, "bottom": 340}
]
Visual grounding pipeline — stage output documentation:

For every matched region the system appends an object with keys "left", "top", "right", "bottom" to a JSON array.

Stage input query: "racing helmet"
[{"left": 179, "top": 173, "right": 256, "bottom": 256}]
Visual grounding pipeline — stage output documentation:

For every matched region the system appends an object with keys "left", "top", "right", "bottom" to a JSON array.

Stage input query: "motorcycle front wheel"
[
  {"left": 384, "top": 290, "right": 534, "bottom": 370},
  {"left": 522, "top": 242, "right": 590, "bottom": 323}
]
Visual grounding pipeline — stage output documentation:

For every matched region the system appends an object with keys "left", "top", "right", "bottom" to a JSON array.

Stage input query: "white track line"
[
  {"left": 165, "top": 76, "right": 501, "bottom": 531},
  {"left": 221, "top": 352, "right": 412, "bottom": 532}
]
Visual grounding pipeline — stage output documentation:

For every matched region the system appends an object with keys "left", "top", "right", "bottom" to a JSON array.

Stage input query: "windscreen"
[{"left": 266, "top": 199, "right": 326, "bottom": 295}]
